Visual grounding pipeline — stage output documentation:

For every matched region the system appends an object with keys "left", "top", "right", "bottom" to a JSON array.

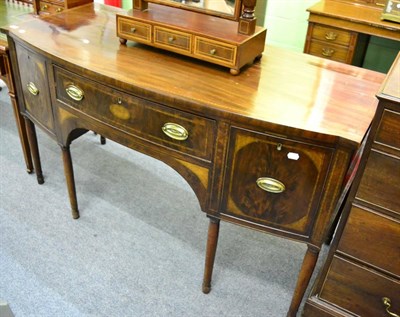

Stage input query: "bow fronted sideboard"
[{"left": 1, "top": 4, "right": 385, "bottom": 316}]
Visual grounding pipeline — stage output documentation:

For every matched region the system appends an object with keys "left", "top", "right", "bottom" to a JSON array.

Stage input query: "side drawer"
[
  {"left": 15, "top": 43, "right": 54, "bottom": 133},
  {"left": 38, "top": 1, "right": 63, "bottom": 14},
  {"left": 356, "top": 149, "right": 400, "bottom": 215},
  {"left": 153, "top": 26, "right": 191, "bottom": 54},
  {"left": 194, "top": 37, "right": 236, "bottom": 67},
  {"left": 54, "top": 66, "right": 216, "bottom": 161},
  {"left": 117, "top": 17, "right": 151, "bottom": 44},
  {"left": 337, "top": 205, "right": 400, "bottom": 276},
  {"left": 374, "top": 109, "right": 400, "bottom": 151},
  {"left": 310, "top": 25, "right": 352, "bottom": 47},
  {"left": 308, "top": 40, "right": 351, "bottom": 63},
  {"left": 320, "top": 256, "right": 400, "bottom": 317},
  {"left": 221, "top": 127, "right": 333, "bottom": 236}
]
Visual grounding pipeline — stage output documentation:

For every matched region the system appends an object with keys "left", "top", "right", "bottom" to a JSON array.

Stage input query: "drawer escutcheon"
[
  {"left": 66, "top": 84, "right": 84, "bottom": 101},
  {"left": 256, "top": 177, "right": 286, "bottom": 194},
  {"left": 162, "top": 122, "right": 188, "bottom": 141}
]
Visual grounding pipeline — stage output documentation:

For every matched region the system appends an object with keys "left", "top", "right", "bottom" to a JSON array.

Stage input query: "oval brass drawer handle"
[
  {"left": 65, "top": 84, "right": 84, "bottom": 101},
  {"left": 325, "top": 32, "right": 337, "bottom": 41},
  {"left": 162, "top": 122, "right": 188, "bottom": 141},
  {"left": 382, "top": 297, "right": 400, "bottom": 317},
  {"left": 27, "top": 82, "right": 39, "bottom": 96},
  {"left": 256, "top": 177, "right": 285, "bottom": 194}
]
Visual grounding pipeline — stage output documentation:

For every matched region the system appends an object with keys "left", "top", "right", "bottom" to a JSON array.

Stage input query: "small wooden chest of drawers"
[{"left": 302, "top": 53, "right": 400, "bottom": 317}]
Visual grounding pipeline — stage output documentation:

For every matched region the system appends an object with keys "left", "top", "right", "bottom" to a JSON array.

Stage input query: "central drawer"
[
  {"left": 53, "top": 66, "right": 216, "bottom": 161},
  {"left": 221, "top": 127, "right": 333, "bottom": 236}
]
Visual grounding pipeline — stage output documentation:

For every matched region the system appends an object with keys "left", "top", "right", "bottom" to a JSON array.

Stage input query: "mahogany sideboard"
[
  {"left": 304, "top": 0, "right": 400, "bottom": 66},
  {"left": 302, "top": 53, "right": 400, "bottom": 317},
  {"left": 1, "top": 4, "right": 385, "bottom": 316}
]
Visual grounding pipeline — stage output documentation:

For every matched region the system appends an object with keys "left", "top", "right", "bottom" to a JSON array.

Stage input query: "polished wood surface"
[
  {"left": 2, "top": 4, "right": 386, "bottom": 316},
  {"left": 4, "top": 3, "right": 384, "bottom": 144},
  {"left": 302, "top": 53, "right": 400, "bottom": 317}
]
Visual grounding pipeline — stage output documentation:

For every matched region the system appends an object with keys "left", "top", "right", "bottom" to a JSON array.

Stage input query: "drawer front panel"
[
  {"left": 222, "top": 128, "right": 333, "bottom": 236},
  {"left": 357, "top": 150, "right": 400, "bottom": 214},
  {"left": 153, "top": 27, "right": 191, "bottom": 53},
  {"left": 16, "top": 43, "right": 54, "bottom": 132},
  {"left": 194, "top": 37, "right": 236, "bottom": 67},
  {"left": 54, "top": 67, "right": 216, "bottom": 161},
  {"left": 375, "top": 109, "right": 400, "bottom": 151},
  {"left": 337, "top": 205, "right": 400, "bottom": 276},
  {"left": 311, "top": 25, "right": 352, "bottom": 46},
  {"left": 39, "top": 1, "right": 63, "bottom": 14},
  {"left": 320, "top": 256, "right": 400, "bottom": 317},
  {"left": 117, "top": 17, "right": 151, "bottom": 43},
  {"left": 308, "top": 40, "right": 350, "bottom": 63}
]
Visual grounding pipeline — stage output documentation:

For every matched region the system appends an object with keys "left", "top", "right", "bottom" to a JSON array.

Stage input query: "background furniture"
[
  {"left": 0, "top": 0, "right": 34, "bottom": 173},
  {"left": 302, "top": 53, "right": 400, "bottom": 316},
  {"left": 304, "top": 0, "right": 400, "bottom": 69},
  {"left": 2, "top": 3, "right": 385, "bottom": 316},
  {"left": 32, "top": 0, "right": 92, "bottom": 15}
]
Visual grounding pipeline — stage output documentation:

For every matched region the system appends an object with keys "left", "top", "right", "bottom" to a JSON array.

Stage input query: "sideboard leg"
[
  {"left": 24, "top": 118, "right": 44, "bottom": 184},
  {"left": 10, "top": 96, "right": 33, "bottom": 173},
  {"left": 202, "top": 216, "right": 220, "bottom": 294},
  {"left": 61, "top": 145, "right": 80, "bottom": 219},
  {"left": 286, "top": 245, "right": 319, "bottom": 317}
]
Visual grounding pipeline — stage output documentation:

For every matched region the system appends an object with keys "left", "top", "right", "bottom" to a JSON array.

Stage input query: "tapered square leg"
[
  {"left": 61, "top": 145, "right": 80, "bottom": 219},
  {"left": 202, "top": 217, "right": 220, "bottom": 294},
  {"left": 24, "top": 118, "right": 44, "bottom": 184}
]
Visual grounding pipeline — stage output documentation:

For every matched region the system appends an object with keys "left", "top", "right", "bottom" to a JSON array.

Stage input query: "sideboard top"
[{"left": 1, "top": 3, "right": 385, "bottom": 145}]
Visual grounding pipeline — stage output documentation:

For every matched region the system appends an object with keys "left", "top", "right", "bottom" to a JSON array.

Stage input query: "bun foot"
[{"left": 230, "top": 68, "right": 240, "bottom": 75}]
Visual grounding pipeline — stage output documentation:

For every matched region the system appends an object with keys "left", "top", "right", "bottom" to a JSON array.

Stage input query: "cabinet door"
[
  {"left": 16, "top": 43, "right": 54, "bottom": 133},
  {"left": 222, "top": 128, "right": 333, "bottom": 237}
]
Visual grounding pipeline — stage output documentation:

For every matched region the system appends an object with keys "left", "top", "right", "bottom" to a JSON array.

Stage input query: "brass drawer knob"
[
  {"left": 27, "top": 82, "right": 39, "bottom": 96},
  {"left": 210, "top": 48, "right": 216, "bottom": 55},
  {"left": 382, "top": 297, "right": 400, "bottom": 317},
  {"left": 168, "top": 36, "right": 175, "bottom": 43},
  {"left": 256, "top": 177, "right": 285, "bottom": 194},
  {"left": 325, "top": 32, "right": 337, "bottom": 41},
  {"left": 162, "top": 122, "right": 188, "bottom": 141},
  {"left": 130, "top": 27, "right": 136, "bottom": 33},
  {"left": 41, "top": 4, "right": 48, "bottom": 10},
  {"left": 56, "top": 7, "right": 63, "bottom": 12},
  {"left": 322, "top": 48, "right": 334, "bottom": 57},
  {"left": 65, "top": 84, "right": 84, "bottom": 101}
]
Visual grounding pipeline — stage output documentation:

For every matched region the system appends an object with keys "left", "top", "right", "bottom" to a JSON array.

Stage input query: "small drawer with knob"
[
  {"left": 310, "top": 25, "right": 352, "bottom": 46},
  {"left": 38, "top": 1, "right": 64, "bottom": 15},
  {"left": 153, "top": 26, "right": 191, "bottom": 54},
  {"left": 308, "top": 40, "right": 351, "bottom": 63},
  {"left": 117, "top": 17, "right": 151, "bottom": 44},
  {"left": 221, "top": 127, "right": 333, "bottom": 237},
  {"left": 194, "top": 37, "right": 237, "bottom": 67},
  {"left": 54, "top": 66, "right": 216, "bottom": 161}
]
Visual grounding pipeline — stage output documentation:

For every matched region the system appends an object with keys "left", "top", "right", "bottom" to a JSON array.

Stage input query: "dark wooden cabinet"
[{"left": 302, "top": 53, "right": 400, "bottom": 317}]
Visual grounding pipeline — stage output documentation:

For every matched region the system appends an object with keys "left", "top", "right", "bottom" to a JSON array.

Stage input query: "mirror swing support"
[{"left": 117, "top": 0, "right": 267, "bottom": 75}]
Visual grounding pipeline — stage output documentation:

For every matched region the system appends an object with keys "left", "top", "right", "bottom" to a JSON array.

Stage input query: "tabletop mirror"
[{"left": 117, "top": 0, "right": 266, "bottom": 74}]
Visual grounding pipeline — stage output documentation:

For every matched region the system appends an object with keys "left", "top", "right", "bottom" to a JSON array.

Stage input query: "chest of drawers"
[{"left": 302, "top": 53, "right": 400, "bottom": 317}]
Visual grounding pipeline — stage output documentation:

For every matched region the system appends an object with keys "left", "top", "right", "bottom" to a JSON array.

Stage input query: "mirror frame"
[{"left": 144, "top": 0, "right": 242, "bottom": 20}]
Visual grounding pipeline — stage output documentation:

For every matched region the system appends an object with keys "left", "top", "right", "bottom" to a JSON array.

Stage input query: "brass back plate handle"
[
  {"left": 382, "top": 297, "right": 400, "bottom": 317},
  {"left": 162, "top": 122, "right": 188, "bottom": 141},
  {"left": 66, "top": 84, "right": 84, "bottom": 101},
  {"left": 27, "top": 82, "right": 39, "bottom": 96},
  {"left": 256, "top": 177, "right": 285, "bottom": 193}
]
